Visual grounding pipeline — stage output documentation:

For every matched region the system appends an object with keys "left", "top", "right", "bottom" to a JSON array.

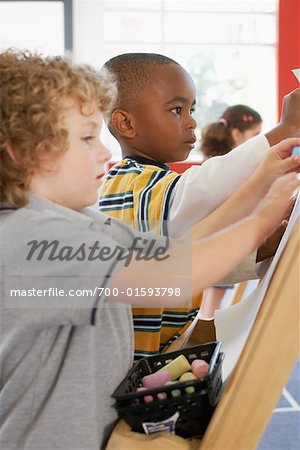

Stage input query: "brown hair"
[
  {"left": 200, "top": 104, "right": 262, "bottom": 158},
  {"left": 0, "top": 49, "right": 117, "bottom": 207}
]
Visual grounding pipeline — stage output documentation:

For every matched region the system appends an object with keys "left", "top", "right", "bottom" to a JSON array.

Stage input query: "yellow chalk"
[
  {"left": 158, "top": 354, "right": 191, "bottom": 381},
  {"left": 179, "top": 372, "right": 197, "bottom": 382},
  {"left": 179, "top": 371, "right": 197, "bottom": 394}
]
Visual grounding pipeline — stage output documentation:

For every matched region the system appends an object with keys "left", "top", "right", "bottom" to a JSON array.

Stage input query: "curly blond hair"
[{"left": 0, "top": 49, "right": 117, "bottom": 207}]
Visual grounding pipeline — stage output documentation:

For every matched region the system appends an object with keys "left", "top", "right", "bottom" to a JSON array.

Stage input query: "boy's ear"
[
  {"left": 5, "top": 144, "right": 17, "bottom": 162},
  {"left": 111, "top": 109, "right": 137, "bottom": 139}
]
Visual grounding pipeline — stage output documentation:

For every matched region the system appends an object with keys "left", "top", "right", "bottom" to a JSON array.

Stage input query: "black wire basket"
[{"left": 112, "top": 341, "right": 224, "bottom": 439}]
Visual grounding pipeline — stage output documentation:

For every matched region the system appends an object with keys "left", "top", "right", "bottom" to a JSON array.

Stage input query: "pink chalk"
[
  {"left": 136, "top": 387, "right": 153, "bottom": 403},
  {"left": 142, "top": 370, "right": 171, "bottom": 389},
  {"left": 157, "top": 392, "right": 167, "bottom": 400},
  {"left": 191, "top": 359, "right": 209, "bottom": 378}
]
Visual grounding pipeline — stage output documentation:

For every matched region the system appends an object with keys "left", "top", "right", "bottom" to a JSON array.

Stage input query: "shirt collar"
[{"left": 125, "top": 154, "right": 170, "bottom": 171}]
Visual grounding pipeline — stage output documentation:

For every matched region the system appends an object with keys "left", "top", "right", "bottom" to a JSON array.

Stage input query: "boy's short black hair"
[{"left": 103, "top": 53, "right": 179, "bottom": 110}]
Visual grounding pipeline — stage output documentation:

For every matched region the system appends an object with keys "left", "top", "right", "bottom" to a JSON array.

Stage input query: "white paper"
[
  {"left": 292, "top": 68, "right": 300, "bottom": 82},
  {"left": 215, "top": 193, "right": 300, "bottom": 381}
]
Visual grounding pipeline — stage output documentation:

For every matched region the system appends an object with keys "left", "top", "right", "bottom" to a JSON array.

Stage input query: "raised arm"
[
  {"left": 109, "top": 172, "right": 299, "bottom": 307},
  {"left": 168, "top": 134, "right": 269, "bottom": 237},
  {"left": 265, "top": 88, "right": 300, "bottom": 145},
  {"left": 190, "top": 137, "right": 300, "bottom": 240},
  {"left": 169, "top": 88, "right": 300, "bottom": 238}
]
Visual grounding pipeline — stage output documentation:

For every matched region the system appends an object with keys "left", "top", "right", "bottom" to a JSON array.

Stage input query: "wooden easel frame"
[
  {"left": 199, "top": 217, "right": 299, "bottom": 450},
  {"left": 106, "top": 219, "right": 299, "bottom": 450}
]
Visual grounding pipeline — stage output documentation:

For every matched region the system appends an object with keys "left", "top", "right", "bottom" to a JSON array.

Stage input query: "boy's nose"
[
  {"left": 187, "top": 115, "right": 197, "bottom": 129},
  {"left": 97, "top": 140, "right": 112, "bottom": 164}
]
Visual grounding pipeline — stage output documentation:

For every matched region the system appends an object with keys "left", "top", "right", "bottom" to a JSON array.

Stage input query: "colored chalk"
[
  {"left": 191, "top": 359, "right": 209, "bottom": 378},
  {"left": 170, "top": 389, "right": 181, "bottom": 398},
  {"left": 179, "top": 372, "right": 197, "bottom": 394},
  {"left": 142, "top": 370, "right": 171, "bottom": 389},
  {"left": 157, "top": 392, "right": 167, "bottom": 400},
  {"left": 136, "top": 387, "right": 153, "bottom": 403},
  {"left": 166, "top": 381, "right": 181, "bottom": 398},
  {"left": 179, "top": 372, "right": 197, "bottom": 382},
  {"left": 292, "top": 146, "right": 300, "bottom": 157},
  {"left": 157, "top": 354, "right": 191, "bottom": 381}
]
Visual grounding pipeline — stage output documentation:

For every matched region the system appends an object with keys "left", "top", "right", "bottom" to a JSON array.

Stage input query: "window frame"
[{"left": 0, "top": 0, "right": 73, "bottom": 54}]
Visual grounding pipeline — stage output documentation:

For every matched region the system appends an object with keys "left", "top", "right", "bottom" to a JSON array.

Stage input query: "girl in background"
[{"left": 201, "top": 104, "right": 262, "bottom": 158}]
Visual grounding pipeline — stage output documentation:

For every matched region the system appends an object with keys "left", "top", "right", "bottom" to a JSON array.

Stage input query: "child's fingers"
[
  {"left": 280, "top": 219, "right": 289, "bottom": 230},
  {"left": 254, "top": 174, "right": 298, "bottom": 240},
  {"left": 283, "top": 196, "right": 297, "bottom": 220},
  {"left": 278, "top": 155, "right": 300, "bottom": 174},
  {"left": 272, "top": 137, "right": 300, "bottom": 158},
  {"left": 285, "top": 195, "right": 297, "bottom": 217}
]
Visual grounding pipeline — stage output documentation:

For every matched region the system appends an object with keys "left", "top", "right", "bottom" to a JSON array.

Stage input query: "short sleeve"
[
  {"left": 2, "top": 204, "right": 169, "bottom": 329},
  {"left": 2, "top": 210, "right": 125, "bottom": 328}
]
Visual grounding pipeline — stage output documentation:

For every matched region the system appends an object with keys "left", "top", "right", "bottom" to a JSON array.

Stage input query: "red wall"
[
  {"left": 108, "top": 161, "right": 201, "bottom": 173},
  {"left": 277, "top": 0, "right": 300, "bottom": 119},
  {"left": 165, "top": 162, "right": 201, "bottom": 173}
]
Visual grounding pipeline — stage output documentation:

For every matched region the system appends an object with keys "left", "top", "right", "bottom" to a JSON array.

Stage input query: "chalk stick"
[
  {"left": 158, "top": 354, "right": 191, "bottom": 380},
  {"left": 166, "top": 381, "right": 181, "bottom": 398},
  {"left": 142, "top": 370, "right": 171, "bottom": 389},
  {"left": 136, "top": 386, "right": 153, "bottom": 403},
  {"left": 179, "top": 371, "right": 197, "bottom": 394},
  {"left": 292, "top": 146, "right": 300, "bottom": 157},
  {"left": 191, "top": 359, "right": 209, "bottom": 378}
]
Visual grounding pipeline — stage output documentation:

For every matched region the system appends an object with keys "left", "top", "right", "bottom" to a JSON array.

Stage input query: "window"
[
  {"left": 0, "top": 0, "right": 277, "bottom": 161},
  {"left": 0, "top": 0, "right": 72, "bottom": 55},
  {"left": 94, "top": 0, "right": 277, "bottom": 160}
]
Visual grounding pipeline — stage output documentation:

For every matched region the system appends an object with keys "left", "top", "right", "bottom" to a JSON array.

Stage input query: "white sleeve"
[{"left": 168, "top": 134, "right": 270, "bottom": 238}]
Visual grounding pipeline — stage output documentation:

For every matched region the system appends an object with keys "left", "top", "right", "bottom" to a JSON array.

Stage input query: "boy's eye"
[
  {"left": 82, "top": 136, "right": 95, "bottom": 143},
  {"left": 190, "top": 106, "right": 196, "bottom": 115},
  {"left": 170, "top": 107, "right": 182, "bottom": 115}
]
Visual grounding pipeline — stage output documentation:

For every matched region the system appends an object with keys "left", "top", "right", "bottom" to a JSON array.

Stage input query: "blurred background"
[{"left": 0, "top": 0, "right": 298, "bottom": 160}]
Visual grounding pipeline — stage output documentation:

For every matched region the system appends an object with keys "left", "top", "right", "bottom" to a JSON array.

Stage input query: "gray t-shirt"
[{"left": 0, "top": 195, "right": 167, "bottom": 450}]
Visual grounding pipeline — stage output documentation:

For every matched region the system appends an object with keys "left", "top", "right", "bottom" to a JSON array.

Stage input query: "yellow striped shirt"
[{"left": 99, "top": 156, "right": 203, "bottom": 360}]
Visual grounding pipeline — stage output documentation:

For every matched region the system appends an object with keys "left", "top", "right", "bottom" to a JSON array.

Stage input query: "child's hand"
[
  {"left": 279, "top": 88, "right": 300, "bottom": 136},
  {"left": 282, "top": 194, "right": 297, "bottom": 222},
  {"left": 256, "top": 220, "right": 287, "bottom": 262},
  {"left": 253, "top": 137, "right": 300, "bottom": 192},
  {"left": 252, "top": 173, "right": 299, "bottom": 238},
  {"left": 257, "top": 194, "right": 298, "bottom": 261},
  {"left": 271, "top": 137, "right": 300, "bottom": 167}
]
